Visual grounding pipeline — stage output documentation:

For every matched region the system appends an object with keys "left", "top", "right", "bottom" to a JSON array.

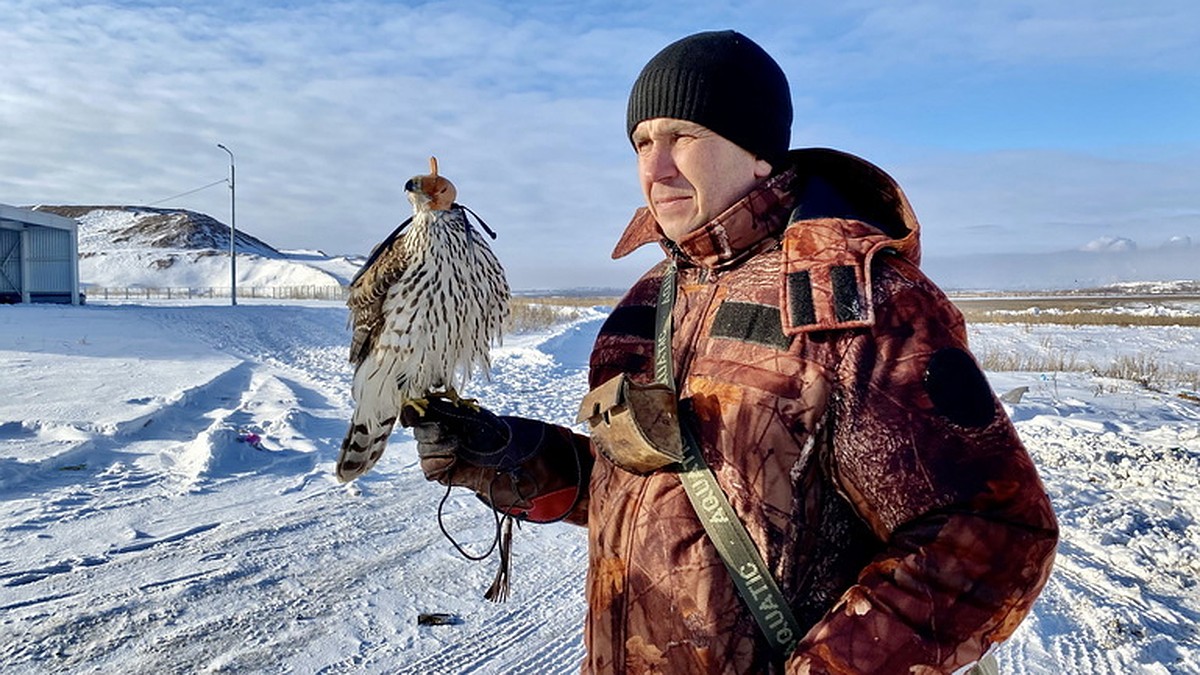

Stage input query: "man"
[{"left": 410, "top": 30, "right": 1058, "bottom": 674}]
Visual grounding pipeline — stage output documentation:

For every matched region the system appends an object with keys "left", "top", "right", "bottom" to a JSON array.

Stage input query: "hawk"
[{"left": 337, "top": 157, "right": 510, "bottom": 482}]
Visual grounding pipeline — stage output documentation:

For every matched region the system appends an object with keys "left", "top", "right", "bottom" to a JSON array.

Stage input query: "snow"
[
  {"left": 2, "top": 299, "right": 1198, "bottom": 674},
  {"left": 81, "top": 250, "right": 351, "bottom": 293},
  {"left": 66, "top": 206, "right": 361, "bottom": 290}
]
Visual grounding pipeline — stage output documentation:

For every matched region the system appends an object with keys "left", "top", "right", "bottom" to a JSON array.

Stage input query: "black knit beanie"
[{"left": 627, "top": 30, "right": 792, "bottom": 169}]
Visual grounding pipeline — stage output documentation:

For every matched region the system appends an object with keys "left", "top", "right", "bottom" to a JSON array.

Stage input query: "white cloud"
[
  {"left": 2, "top": 0, "right": 1197, "bottom": 289},
  {"left": 1081, "top": 236, "right": 1137, "bottom": 253},
  {"left": 1, "top": 0, "right": 661, "bottom": 289}
]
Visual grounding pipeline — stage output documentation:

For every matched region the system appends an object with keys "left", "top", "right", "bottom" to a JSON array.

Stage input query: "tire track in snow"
[{"left": 373, "top": 546, "right": 586, "bottom": 675}]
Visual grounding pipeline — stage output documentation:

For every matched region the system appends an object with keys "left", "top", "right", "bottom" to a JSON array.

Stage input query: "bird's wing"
[
  {"left": 346, "top": 218, "right": 413, "bottom": 366},
  {"left": 350, "top": 216, "right": 413, "bottom": 286}
]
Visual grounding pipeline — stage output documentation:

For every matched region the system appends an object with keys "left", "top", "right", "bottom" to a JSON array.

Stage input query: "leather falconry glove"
[
  {"left": 400, "top": 399, "right": 583, "bottom": 524},
  {"left": 400, "top": 399, "right": 586, "bottom": 602}
]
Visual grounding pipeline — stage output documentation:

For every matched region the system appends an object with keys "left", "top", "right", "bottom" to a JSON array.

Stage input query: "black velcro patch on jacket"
[
  {"left": 711, "top": 301, "right": 792, "bottom": 351},
  {"left": 830, "top": 265, "right": 864, "bottom": 323},
  {"left": 600, "top": 304, "right": 656, "bottom": 340},
  {"left": 787, "top": 271, "right": 816, "bottom": 327},
  {"left": 923, "top": 348, "right": 997, "bottom": 428}
]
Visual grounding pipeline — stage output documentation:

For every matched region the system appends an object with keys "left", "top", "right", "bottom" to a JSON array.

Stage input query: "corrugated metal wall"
[
  {"left": 26, "top": 225, "right": 73, "bottom": 294},
  {"left": 0, "top": 229, "right": 20, "bottom": 296}
]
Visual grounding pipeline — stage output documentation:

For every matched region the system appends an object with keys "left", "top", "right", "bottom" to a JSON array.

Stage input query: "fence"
[{"left": 85, "top": 285, "right": 349, "bottom": 301}]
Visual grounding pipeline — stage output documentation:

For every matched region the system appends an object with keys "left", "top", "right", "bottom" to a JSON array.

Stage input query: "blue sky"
[{"left": 3, "top": 0, "right": 1198, "bottom": 290}]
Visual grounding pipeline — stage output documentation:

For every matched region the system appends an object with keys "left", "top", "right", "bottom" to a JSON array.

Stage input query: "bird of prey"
[{"left": 337, "top": 157, "right": 510, "bottom": 482}]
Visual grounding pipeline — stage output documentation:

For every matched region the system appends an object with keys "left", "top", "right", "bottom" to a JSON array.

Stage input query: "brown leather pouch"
[{"left": 576, "top": 373, "right": 683, "bottom": 474}]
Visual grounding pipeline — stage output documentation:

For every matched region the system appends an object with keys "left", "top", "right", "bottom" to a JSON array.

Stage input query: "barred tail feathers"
[
  {"left": 337, "top": 412, "right": 396, "bottom": 482},
  {"left": 337, "top": 350, "right": 406, "bottom": 482}
]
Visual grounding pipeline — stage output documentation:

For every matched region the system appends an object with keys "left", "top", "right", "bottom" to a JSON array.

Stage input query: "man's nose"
[{"left": 641, "top": 142, "right": 677, "bottom": 182}]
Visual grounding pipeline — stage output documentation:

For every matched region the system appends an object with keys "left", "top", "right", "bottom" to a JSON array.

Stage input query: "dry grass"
[
  {"left": 959, "top": 294, "right": 1200, "bottom": 390},
  {"left": 514, "top": 295, "right": 621, "bottom": 308},
  {"left": 1095, "top": 354, "right": 1180, "bottom": 389},
  {"left": 952, "top": 295, "right": 1200, "bottom": 327},
  {"left": 978, "top": 349, "right": 1199, "bottom": 391},
  {"left": 977, "top": 350, "right": 1083, "bottom": 374},
  {"left": 974, "top": 335, "right": 1200, "bottom": 397},
  {"left": 506, "top": 295, "right": 617, "bottom": 334}
]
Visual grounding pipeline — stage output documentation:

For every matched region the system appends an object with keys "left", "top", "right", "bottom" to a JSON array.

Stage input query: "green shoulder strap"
[{"left": 654, "top": 262, "right": 803, "bottom": 657}]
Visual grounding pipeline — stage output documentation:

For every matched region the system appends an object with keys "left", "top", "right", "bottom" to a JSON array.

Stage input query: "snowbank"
[{"left": 0, "top": 301, "right": 1197, "bottom": 673}]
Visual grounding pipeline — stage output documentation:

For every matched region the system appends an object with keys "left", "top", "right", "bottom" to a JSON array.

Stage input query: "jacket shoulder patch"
[
  {"left": 711, "top": 301, "right": 792, "bottom": 351},
  {"left": 923, "top": 347, "right": 997, "bottom": 428},
  {"left": 830, "top": 264, "right": 865, "bottom": 323},
  {"left": 786, "top": 270, "right": 817, "bottom": 326},
  {"left": 780, "top": 218, "right": 892, "bottom": 335},
  {"left": 601, "top": 304, "right": 656, "bottom": 341},
  {"left": 783, "top": 262, "right": 871, "bottom": 334}
]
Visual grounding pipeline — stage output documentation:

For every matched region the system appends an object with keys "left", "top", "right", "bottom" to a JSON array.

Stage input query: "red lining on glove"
[{"left": 506, "top": 486, "right": 579, "bottom": 523}]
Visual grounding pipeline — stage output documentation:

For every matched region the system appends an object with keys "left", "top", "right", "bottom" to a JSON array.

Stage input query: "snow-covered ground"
[{"left": 1, "top": 299, "right": 1198, "bottom": 674}]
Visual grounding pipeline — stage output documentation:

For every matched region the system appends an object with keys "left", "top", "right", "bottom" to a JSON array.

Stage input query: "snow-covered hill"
[
  {"left": 0, "top": 298, "right": 1198, "bottom": 673},
  {"left": 33, "top": 205, "right": 364, "bottom": 289}
]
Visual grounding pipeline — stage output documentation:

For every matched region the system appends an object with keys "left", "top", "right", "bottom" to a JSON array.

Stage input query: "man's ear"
[{"left": 754, "top": 158, "right": 772, "bottom": 178}]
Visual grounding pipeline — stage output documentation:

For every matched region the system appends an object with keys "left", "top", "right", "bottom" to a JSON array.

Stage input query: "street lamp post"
[{"left": 216, "top": 143, "right": 237, "bottom": 306}]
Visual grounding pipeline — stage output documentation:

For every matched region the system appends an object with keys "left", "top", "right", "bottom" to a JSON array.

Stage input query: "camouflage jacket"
[{"left": 539, "top": 149, "right": 1057, "bottom": 674}]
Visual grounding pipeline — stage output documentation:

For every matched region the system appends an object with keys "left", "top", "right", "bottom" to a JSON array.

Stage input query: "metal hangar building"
[{"left": 0, "top": 203, "right": 82, "bottom": 304}]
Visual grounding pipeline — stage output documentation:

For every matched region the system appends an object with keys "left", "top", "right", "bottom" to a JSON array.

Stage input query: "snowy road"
[{"left": 1, "top": 301, "right": 1197, "bottom": 673}]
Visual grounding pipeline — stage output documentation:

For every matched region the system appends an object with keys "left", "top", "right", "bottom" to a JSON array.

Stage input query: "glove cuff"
[{"left": 479, "top": 485, "right": 580, "bottom": 524}]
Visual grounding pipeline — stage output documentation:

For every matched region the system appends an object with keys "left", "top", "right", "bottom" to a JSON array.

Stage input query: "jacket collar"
[
  {"left": 611, "top": 148, "right": 923, "bottom": 270},
  {"left": 611, "top": 169, "right": 797, "bottom": 270}
]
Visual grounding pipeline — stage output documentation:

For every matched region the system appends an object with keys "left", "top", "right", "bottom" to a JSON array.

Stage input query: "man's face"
[{"left": 632, "top": 118, "right": 772, "bottom": 243}]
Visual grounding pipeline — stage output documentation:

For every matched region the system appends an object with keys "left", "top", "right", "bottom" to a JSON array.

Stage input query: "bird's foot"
[
  {"left": 401, "top": 390, "right": 480, "bottom": 426},
  {"left": 431, "top": 387, "right": 481, "bottom": 411},
  {"left": 401, "top": 397, "right": 431, "bottom": 419}
]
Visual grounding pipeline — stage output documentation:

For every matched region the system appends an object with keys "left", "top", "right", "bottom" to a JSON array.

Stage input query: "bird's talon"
[
  {"left": 403, "top": 398, "right": 431, "bottom": 418},
  {"left": 427, "top": 387, "right": 479, "bottom": 410},
  {"left": 457, "top": 397, "right": 481, "bottom": 412}
]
